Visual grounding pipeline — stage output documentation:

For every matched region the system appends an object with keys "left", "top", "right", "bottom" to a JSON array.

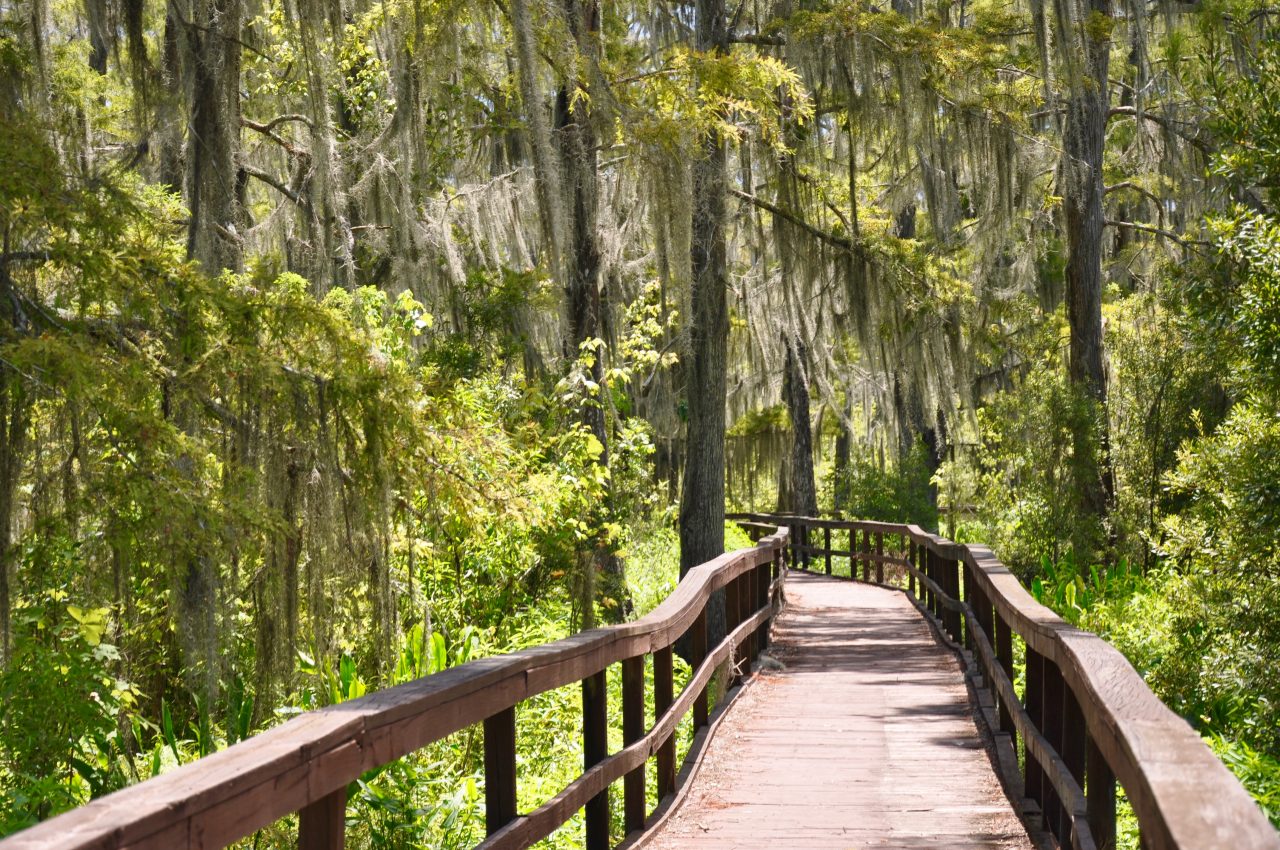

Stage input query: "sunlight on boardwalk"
[{"left": 638, "top": 572, "right": 1033, "bottom": 850}]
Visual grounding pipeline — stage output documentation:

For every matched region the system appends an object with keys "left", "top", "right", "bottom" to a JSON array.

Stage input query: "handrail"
[
  {"left": 729, "top": 512, "right": 1280, "bottom": 850},
  {"left": 1, "top": 531, "right": 789, "bottom": 850}
]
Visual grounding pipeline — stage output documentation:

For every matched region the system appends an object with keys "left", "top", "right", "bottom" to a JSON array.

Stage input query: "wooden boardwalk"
[{"left": 639, "top": 571, "right": 1034, "bottom": 850}]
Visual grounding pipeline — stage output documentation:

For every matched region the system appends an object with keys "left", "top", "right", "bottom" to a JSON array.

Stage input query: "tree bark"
[
  {"left": 555, "top": 0, "right": 629, "bottom": 623},
  {"left": 680, "top": 0, "right": 729, "bottom": 571},
  {"left": 1062, "top": 0, "right": 1116, "bottom": 541},
  {"left": 680, "top": 0, "right": 729, "bottom": 642},
  {"left": 782, "top": 335, "right": 818, "bottom": 516},
  {"left": 0, "top": 258, "right": 31, "bottom": 668},
  {"left": 186, "top": 0, "right": 243, "bottom": 273}
]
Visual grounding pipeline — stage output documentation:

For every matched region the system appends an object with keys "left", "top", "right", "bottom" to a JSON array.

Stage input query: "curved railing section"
[
  {"left": 729, "top": 512, "right": 1280, "bottom": 850},
  {"left": 0, "top": 531, "right": 788, "bottom": 850}
]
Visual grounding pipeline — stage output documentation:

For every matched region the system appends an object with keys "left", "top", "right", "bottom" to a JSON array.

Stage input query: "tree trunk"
[
  {"left": 156, "top": 0, "right": 184, "bottom": 193},
  {"left": 680, "top": 0, "right": 729, "bottom": 568},
  {"left": 679, "top": 0, "right": 729, "bottom": 641},
  {"left": 556, "top": 0, "right": 629, "bottom": 623},
  {"left": 0, "top": 381, "right": 26, "bottom": 669},
  {"left": 0, "top": 257, "right": 31, "bottom": 667},
  {"left": 85, "top": 0, "right": 110, "bottom": 75},
  {"left": 186, "top": 0, "right": 243, "bottom": 273},
  {"left": 1062, "top": 0, "right": 1115, "bottom": 546},
  {"left": 833, "top": 399, "right": 852, "bottom": 516},
  {"left": 782, "top": 335, "right": 818, "bottom": 517}
]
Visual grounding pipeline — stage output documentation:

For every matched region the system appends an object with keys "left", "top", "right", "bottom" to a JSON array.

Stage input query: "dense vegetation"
[{"left": 1, "top": 0, "right": 1279, "bottom": 841}]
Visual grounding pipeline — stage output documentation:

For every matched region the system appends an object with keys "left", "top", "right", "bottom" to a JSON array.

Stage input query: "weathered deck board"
[{"left": 639, "top": 571, "right": 1033, "bottom": 850}]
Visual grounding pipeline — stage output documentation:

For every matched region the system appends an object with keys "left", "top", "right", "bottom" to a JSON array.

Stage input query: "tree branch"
[
  {"left": 241, "top": 117, "right": 311, "bottom": 156},
  {"left": 1105, "top": 219, "right": 1211, "bottom": 249},
  {"left": 729, "top": 31, "right": 786, "bottom": 45},
  {"left": 730, "top": 188, "right": 859, "bottom": 253},
  {"left": 241, "top": 165, "right": 307, "bottom": 207},
  {"left": 1107, "top": 106, "right": 1214, "bottom": 155}
]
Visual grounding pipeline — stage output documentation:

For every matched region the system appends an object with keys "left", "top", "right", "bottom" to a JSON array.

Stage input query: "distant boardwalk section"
[{"left": 639, "top": 572, "right": 1033, "bottom": 850}]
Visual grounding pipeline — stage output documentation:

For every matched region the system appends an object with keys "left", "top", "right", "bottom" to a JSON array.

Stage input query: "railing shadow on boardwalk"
[{"left": 2, "top": 515, "right": 1277, "bottom": 850}]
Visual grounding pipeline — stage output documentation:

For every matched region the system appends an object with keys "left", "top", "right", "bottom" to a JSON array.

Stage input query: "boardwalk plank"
[{"left": 638, "top": 572, "right": 1033, "bottom": 850}]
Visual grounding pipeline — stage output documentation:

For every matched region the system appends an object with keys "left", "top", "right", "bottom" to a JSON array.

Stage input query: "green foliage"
[
  {"left": 0, "top": 584, "right": 136, "bottom": 830},
  {"left": 1209, "top": 736, "right": 1280, "bottom": 826},
  {"left": 832, "top": 442, "right": 938, "bottom": 529},
  {"left": 614, "top": 47, "right": 812, "bottom": 154},
  {"left": 956, "top": 362, "right": 1106, "bottom": 571}
]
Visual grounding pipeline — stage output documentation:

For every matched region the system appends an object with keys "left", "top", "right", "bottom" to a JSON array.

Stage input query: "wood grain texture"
[{"left": 637, "top": 573, "right": 1033, "bottom": 850}]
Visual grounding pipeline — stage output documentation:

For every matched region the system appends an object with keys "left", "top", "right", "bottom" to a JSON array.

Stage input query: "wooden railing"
[
  {"left": 729, "top": 512, "right": 1280, "bottom": 850},
  {"left": 1, "top": 531, "right": 787, "bottom": 850}
]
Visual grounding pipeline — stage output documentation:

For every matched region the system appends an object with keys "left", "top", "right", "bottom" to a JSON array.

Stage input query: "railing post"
[
  {"left": 692, "top": 607, "right": 709, "bottom": 728},
  {"left": 1063, "top": 682, "right": 1087, "bottom": 847},
  {"left": 583, "top": 670, "right": 609, "bottom": 850},
  {"left": 725, "top": 573, "right": 742, "bottom": 686},
  {"left": 925, "top": 548, "right": 937, "bottom": 617},
  {"left": 622, "top": 656, "right": 645, "bottom": 836},
  {"left": 757, "top": 556, "right": 770, "bottom": 651},
  {"left": 804, "top": 522, "right": 812, "bottom": 569},
  {"left": 860, "top": 529, "right": 871, "bottom": 581},
  {"left": 946, "top": 558, "right": 963, "bottom": 642},
  {"left": 1025, "top": 646, "right": 1047, "bottom": 818},
  {"left": 908, "top": 539, "right": 917, "bottom": 597},
  {"left": 848, "top": 526, "right": 855, "bottom": 577},
  {"left": 824, "top": 526, "right": 832, "bottom": 575},
  {"left": 299, "top": 788, "right": 346, "bottom": 850},
  {"left": 1087, "top": 733, "right": 1117, "bottom": 850},
  {"left": 483, "top": 707, "right": 518, "bottom": 837},
  {"left": 995, "top": 613, "right": 1015, "bottom": 736},
  {"left": 654, "top": 647, "right": 676, "bottom": 802},
  {"left": 874, "top": 531, "right": 884, "bottom": 584},
  {"left": 1043, "top": 660, "right": 1067, "bottom": 843}
]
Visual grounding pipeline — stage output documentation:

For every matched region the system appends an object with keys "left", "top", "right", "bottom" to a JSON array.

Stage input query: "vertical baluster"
[
  {"left": 1025, "top": 646, "right": 1046, "bottom": 817},
  {"left": 757, "top": 558, "right": 771, "bottom": 651},
  {"left": 1063, "top": 682, "right": 1087, "bottom": 847},
  {"left": 928, "top": 549, "right": 940, "bottom": 620},
  {"left": 482, "top": 707, "right": 517, "bottom": 837},
  {"left": 583, "top": 670, "right": 609, "bottom": 850},
  {"left": 824, "top": 526, "right": 832, "bottom": 575},
  {"left": 995, "top": 613, "right": 1015, "bottom": 737},
  {"left": 1087, "top": 734, "right": 1117, "bottom": 850},
  {"left": 859, "top": 529, "right": 869, "bottom": 581},
  {"left": 299, "top": 788, "right": 346, "bottom": 850},
  {"left": 948, "top": 558, "right": 964, "bottom": 642},
  {"left": 1042, "top": 660, "right": 1067, "bottom": 843},
  {"left": 725, "top": 573, "right": 742, "bottom": 686},
  {"left": 692, "top": 607, "right": 709, "bottom": 728},
  {"left": 622, "top": 656, "right": 645, "bottom": 835},
  {"left": 874, "top": 532, "right": 884, "bottom": 584},
  {"left": 923, "top": 547, "right": 933, "bottom": 614},
  {"left": 908, "top": 539, "right": 917, "bottom": 597},
  {"left": 654, "top": 647, "right": 675, "bottom": 802},
  {"left": 970, "top": 577, "right": 990, "bottom": 673}
]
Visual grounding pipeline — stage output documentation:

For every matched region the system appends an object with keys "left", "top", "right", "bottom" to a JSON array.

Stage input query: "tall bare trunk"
[
  {"left": 680, "top": 0, "right": 729, "bottom": 643},
  {"left": 1062, "top": 0, "right": 1115, "bottom": 546},
  {"left": 782, "top": 335, "right": 817, "bottom": 516},
  {"left": 186, "top": 0, "right": 243, "bottom": 273},
  {"left": 557, "top": 0, "right": 630, "bottom": 622}
]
